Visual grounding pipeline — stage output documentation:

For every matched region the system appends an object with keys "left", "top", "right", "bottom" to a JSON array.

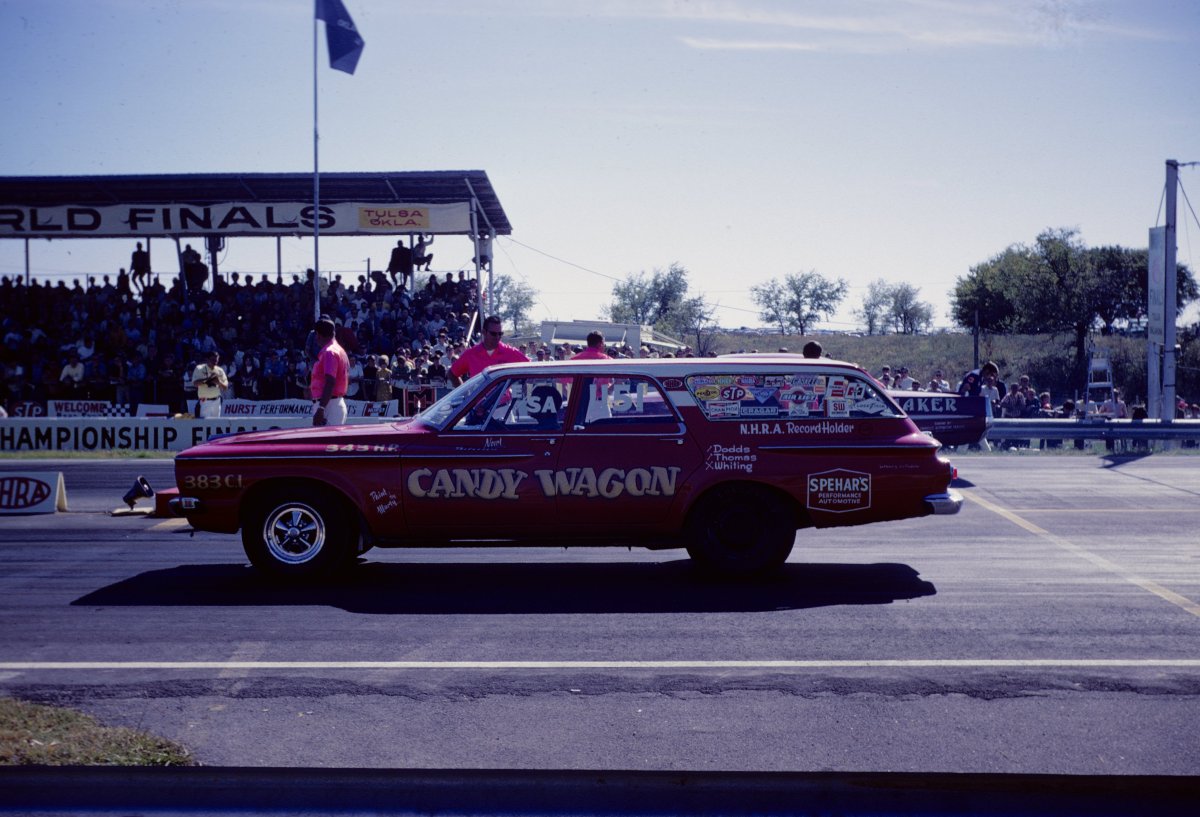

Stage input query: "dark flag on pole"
[{"left": 315, "top": 0, "right": 364, "bottom": 75}]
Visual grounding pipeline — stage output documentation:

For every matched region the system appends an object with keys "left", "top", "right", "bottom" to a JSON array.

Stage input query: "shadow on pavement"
[
  {"left": 73, "top": 559, "right": 936, "bottom": 614},
  {"left": 2, "top": 767, "right": 1195, "bottom": 817}
]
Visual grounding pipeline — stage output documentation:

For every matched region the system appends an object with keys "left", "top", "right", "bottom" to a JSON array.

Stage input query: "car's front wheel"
[
  {"left": 685, "top": 485, "right": 796, "bottom": 576},
  {"left": 242, "top": 486, "right": 356, "bottom": 581}
]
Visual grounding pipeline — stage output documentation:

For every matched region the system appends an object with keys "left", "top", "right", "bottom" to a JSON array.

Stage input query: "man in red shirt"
[
  {"left": 310, "top": 317, "right": 350, "bottom": 426},
  {"left": 448, "top": 315, "right": 528, "bottom": 385},
  {"left": 571, "top": 331, "right": 609, "bottom": 361}
]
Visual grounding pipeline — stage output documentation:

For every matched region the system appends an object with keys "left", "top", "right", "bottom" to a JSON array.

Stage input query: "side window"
[
  {"left": 575, "top": 376, "right": 678, "bottom": 430},
  {"left": 452, "top": 377, "right": 572, "bottom": 432},
  {"left": 685, "top": 372, "right": 902, "bottom": 421}
]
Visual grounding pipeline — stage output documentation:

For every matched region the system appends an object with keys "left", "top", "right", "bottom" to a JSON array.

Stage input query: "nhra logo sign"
[
  {"left": 807, "top": 468, "right": 871, "bottom": 513},
  {"left": 0, "top": 475, "right": 51, "bottom": 510},
  {"left": 0, "top": 471, "right": 67, "bottom": 514}
]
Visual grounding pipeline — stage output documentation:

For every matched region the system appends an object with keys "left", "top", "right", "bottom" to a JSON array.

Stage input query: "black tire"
[
  {"left": 685, "top": 485, "right": 796, "bottom": 576},
  {"left": 241, "top": 485, "right": 357, "bottom": 581}
]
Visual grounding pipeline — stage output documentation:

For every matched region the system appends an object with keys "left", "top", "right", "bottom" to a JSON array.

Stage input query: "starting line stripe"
[
  {"left": 1, "top": 659, "right": 1198, "bottom": 671},
  {"left": 962, "top": 491, "right": 1200, "bottom": 619}
]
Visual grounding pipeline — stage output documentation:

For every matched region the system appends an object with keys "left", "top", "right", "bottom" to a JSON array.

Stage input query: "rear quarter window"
[{"left": 685, "top": 373, "right": 901, "bottom": 421}]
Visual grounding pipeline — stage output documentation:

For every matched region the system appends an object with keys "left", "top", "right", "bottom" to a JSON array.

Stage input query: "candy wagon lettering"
[
  {"left": 534, "top": 466, "right": 680, "bottom": 498},
  {"left": 407, "top": 467, "right": 526, "bottom": 500},
  {"left": 406, "top": 466, "right": 681, "bottom": 500}
]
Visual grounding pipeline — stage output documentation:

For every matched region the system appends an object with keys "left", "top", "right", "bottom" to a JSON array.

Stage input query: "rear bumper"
[{"left": 924, "top": 490, "right": 963, "bottom": 515}]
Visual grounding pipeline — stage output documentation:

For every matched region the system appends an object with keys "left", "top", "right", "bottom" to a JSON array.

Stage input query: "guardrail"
[{"left": 988, "top": 418, "right": 1200, "bottom": 442}]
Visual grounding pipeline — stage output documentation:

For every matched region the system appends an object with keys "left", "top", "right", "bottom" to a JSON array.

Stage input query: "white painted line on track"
[
  {"left": 147, "top": 518, "right": 189, "bottom": 530},
  {"left": 963, "top": 491, "right": 1200, "bottom": 619},
  {"left": 1, "top": 659, "right": 1198, "bottom": 671}
]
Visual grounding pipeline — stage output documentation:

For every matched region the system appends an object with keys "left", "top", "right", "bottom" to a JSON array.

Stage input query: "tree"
[
  {"left": 490, "top": 274, "right": 537, "bottom": 333},
  {"left": 606, "top": 264, "right": 690, "bottom": 327},
  {"left": 674, "top": 294, "right": 719, "bottom": 356},
  {"left": 1088, "top": 245, "right": 1197, "bottom": 333},
  {"left": 887, "top": 282, "right": 934, "bottom": 335},
  {"left": 751, "top": 270, "right": 847, "bottom": 335},
  {"left": 750, "top": 279, "right": 791, "bottom": 335},
  {"left": 606, "top": 263, "right": 717, "bottom": 347},
  {"left": 856, "top": 279, "right": 893, "bottom": 336},
  {"left": 950, "top": 245, "right": 1029, "bottom": 333},
  {"left": 950, "top": 227, "right": 1198, "bottom": 369}
]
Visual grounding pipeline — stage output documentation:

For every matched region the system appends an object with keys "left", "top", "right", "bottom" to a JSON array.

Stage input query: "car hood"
[{"left": 177, "top": 418, "right": 429, "bottom": 459}]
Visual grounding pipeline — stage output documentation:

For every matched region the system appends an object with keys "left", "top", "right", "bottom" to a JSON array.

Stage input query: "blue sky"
[{"left": 2, "top": 0, "right": 1198, "bottom": 330}]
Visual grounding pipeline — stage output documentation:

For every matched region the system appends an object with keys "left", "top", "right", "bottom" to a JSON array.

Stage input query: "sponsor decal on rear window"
[{"left": 686, "top": 374, "right": 898, "bottom": 421}]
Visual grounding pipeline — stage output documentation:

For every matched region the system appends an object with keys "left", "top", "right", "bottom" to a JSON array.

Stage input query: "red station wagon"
[{"left": 172, "top": 357, "right": 962, "bottom": 580}]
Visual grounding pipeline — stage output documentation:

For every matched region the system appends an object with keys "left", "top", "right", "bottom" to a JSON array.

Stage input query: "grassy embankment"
[{"left": 0, "top": 697, "right": 192, "bottom": 766}]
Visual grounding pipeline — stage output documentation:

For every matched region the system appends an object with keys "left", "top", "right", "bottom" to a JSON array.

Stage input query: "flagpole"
[
  {"left": 312, "top": 7, "right": 321, "bottom": 322},
  {"left": 312, "top": 0, "right": 363, "bottom": 324}
]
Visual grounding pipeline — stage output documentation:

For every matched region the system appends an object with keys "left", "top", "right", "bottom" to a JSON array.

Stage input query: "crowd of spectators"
[
  {"left": 0, "top": 260, "right": 700, "bottom": 416},
  {"left": 0, "top": 262, "right": 486, "bottom": 414},
  {"left": 3, "top": 262, "right": 1195, "bottom": 425}
]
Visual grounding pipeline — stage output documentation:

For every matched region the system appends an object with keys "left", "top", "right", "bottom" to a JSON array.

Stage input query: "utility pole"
[
  {"left": 1148, "top": 161, "right": 1180, "bottom": 421},
  {"left": 972, "top": 308, "right": 980, "bottom": 370},
  {"left": 1163, "top": 160, "right": 1178, "bottom": 422}
]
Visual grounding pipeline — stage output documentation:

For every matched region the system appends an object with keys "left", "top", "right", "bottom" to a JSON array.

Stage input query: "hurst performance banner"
[
  {"left": 222, "top": 399, "right": 400, "bottom": 417},
  {"left": 0, "top": 201, "right": 473, "bottom": 237}
]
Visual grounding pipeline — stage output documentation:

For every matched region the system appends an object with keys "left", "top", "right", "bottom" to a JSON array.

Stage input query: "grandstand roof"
[{"left": 0, "top": 170, "right": 511, "bottom": 234}]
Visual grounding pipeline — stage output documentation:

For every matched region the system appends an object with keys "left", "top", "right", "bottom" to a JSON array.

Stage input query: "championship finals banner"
[{"left": 0, "top": 201, "right": 473, "bottom": 238}]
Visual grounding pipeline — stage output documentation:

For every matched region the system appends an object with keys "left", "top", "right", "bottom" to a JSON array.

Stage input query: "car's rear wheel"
[
  {"left": 685, "top": 485, "right": 796, "bottom": 576},
  {"left": 242, "top": 485, "right": 356, "bottom": 581}
]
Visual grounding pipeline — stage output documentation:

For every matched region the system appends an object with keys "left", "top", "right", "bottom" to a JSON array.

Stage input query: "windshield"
[{"left": 413, "top": 371, "right": 495, "bottom": 430}]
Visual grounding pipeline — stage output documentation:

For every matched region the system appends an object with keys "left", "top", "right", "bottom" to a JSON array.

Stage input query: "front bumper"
[
  {"left": 166, "top": 494, "right": 204, "bottom": 516},
  {"left": 924, "top": 490, "right": 964, "bottom": 515}
]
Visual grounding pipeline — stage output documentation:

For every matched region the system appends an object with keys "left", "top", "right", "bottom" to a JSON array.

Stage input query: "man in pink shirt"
[
  {"left": 310, "top": 318, "right": 350, "bottom": 426},
  {"left": 571, "top": 331, "right": 609, "bottom": 361},
  {"left": 448, "top": 315, "right": 528, "bottom": 385},
  {"left": 572, "top": 331, "right": 612, "bottom": 422}
]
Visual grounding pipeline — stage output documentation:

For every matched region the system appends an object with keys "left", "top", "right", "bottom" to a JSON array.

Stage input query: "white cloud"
[{"left": 473, "top": 0, "right": 1175, "bottom": 53}]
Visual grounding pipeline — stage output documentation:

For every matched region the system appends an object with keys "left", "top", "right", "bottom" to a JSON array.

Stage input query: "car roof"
[{"left": 480, "top": 355, "right": 867, "bottom": 378}]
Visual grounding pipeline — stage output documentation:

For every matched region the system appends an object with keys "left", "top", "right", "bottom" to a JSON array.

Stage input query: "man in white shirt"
[
  {"left": 1098, "top": 388, "right": 1128, "bottom": 419},
  {"left": 191, "top": 350, "right": 229, "bottom": 418},
  {"left": 344, "top": 353, "right": 363, "bottom": 399},
  {"left": 59, "top": 352, "right": 85, "bottom": 396}
]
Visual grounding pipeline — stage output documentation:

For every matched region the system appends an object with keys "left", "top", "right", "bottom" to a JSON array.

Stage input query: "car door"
[
  {"left": 554, "top": 374, "right": 703, "bottom": 536},
  {"left": 399, "top": 375, "right": 568, "bottom": 538}
]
